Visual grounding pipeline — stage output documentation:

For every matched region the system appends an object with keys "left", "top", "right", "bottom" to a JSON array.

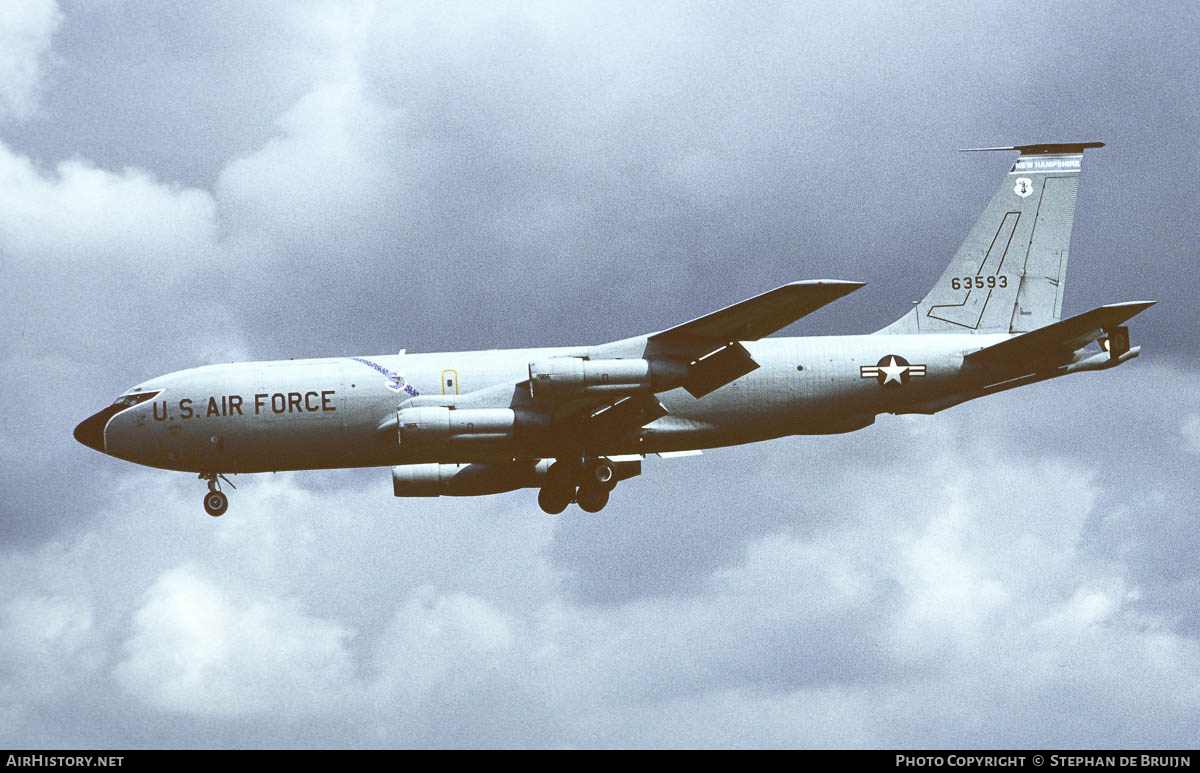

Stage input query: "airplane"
[{"left": 75, "top": 142, "right": 1154, "bottom": 517}]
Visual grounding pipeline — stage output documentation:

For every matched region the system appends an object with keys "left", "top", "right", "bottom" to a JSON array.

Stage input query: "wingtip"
[
  {"left": 791, "top": 279, "right": 866, "bottom": 288},
  {"left": 831, "top": 279, "right": 867, "bottom": 293}
]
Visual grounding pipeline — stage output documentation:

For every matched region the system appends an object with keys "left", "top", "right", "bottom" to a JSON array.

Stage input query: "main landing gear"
[
  {"left": 200, "top": 472, "right": 236, "bottom": 517},
  {"left": 538, "top": 458, "right": 619, "bottom": 515}
]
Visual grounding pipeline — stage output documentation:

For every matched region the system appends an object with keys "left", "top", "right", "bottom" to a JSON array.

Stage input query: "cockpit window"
[{"left": 114, "top": 391, "right": 160, "bottom": 408}]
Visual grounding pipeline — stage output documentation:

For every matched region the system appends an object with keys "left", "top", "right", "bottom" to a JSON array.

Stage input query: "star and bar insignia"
[{"left": 860, "top": 355, "right": 926, "bottom": 387}]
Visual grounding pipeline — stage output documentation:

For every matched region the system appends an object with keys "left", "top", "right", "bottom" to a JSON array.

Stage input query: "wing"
[
  {"left": 965, "top": 301, "right": 1156, "bottom": 366},
  {"left": 649, "top": 280, "right": 865, "bottom": 347},
  {"left": 386, "top": 281, "right": 869, "bottom": 443},
  {"left": 647, "top": 279, "right": 864, "bottom": 397}
]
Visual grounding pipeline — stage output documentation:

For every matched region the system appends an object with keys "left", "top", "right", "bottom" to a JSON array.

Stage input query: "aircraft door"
[{"left": 441, "top": 369, "right": 459, "bottom": 395}]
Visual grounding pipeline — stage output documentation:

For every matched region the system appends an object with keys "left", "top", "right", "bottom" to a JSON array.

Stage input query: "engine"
[
  {"left": 395, "top": 406, "right": 547, "bottom": 446},
  {"left": 527, "top": 357, "right": 686, "bottom": 399},
  {"left": 392, "top": 460, "right": 551, "bottom": 497},
  {"left": 391, "top": 457, "right": 642, "bottom": 497}
]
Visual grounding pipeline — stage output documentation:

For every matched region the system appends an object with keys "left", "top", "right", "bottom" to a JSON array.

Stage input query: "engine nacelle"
[
  {"left": 391, "top": 457, "right": 641, "bottom": 497},
  {"left": 528, "top": 357, "right": 686, "bottom": 399},
  {"left": 396, "top": 407, "right": 545, "bottom": 446},
  {"left": 392, "top": 460, "right": 552, "bottom": 497}
]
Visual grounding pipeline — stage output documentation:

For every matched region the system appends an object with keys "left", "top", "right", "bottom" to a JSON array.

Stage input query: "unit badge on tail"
[{"left": 861, "top": 355, "right": 926, "bottom": 387}]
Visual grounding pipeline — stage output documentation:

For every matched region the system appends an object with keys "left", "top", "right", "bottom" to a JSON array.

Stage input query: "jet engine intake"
[{"left": 528, "top": 358, "right": 686, "bottom": 399}]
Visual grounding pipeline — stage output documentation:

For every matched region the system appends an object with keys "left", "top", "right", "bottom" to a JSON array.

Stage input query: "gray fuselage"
[{"left": 86, "top": 332, "right": 1009, "bottom": 475}]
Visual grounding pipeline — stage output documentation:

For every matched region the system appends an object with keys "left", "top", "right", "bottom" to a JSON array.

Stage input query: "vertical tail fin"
[{"left": 881, "top": 142, "right": 1103, "bottom": 335}]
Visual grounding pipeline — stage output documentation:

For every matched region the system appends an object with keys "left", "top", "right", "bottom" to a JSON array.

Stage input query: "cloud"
[
  {"left": 0, "top": 594, "right": 99, "bottom": 707},
  {"left": 0, "top": 0, "right": 60, "bottom": 120},
  {"left": 1181, "top": 414, "right": 1200, "bottom": 455},
  {"left": 0, "top": 144, "right": 216, "bottom": 267},
  {"left": 372, "top": 586, "right": 516, "bottom": 697},
  {"left": 216, "top": 2, "right": 397, "bottom": 255},
  {"left": 0, "top": 139, "right": 229, "bottom": 370},
  {"left": 113, "top": 564, "right": 356, "bottom": 717}
]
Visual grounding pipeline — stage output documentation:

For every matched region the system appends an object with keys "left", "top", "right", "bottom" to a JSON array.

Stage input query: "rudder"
[{"left": 881, "top": 142, "right": 1103, "bottom": 334}]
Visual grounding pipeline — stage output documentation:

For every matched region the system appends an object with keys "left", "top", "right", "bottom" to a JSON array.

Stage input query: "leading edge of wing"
[{"left": 648, "top": 279, "right": 865, "bottom": 347}]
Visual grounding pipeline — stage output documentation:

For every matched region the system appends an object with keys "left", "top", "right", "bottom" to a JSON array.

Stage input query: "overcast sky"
[{"left": 2, "top": 0, "right": 1198, "bottom": 749}]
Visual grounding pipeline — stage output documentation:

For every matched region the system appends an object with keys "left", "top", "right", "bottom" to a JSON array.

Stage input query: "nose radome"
[
  {"left": 74, "top": 410, "right": 111, "bottom": 453},
  {"left": 75, "top": 389, "right": 162, "bottom": 456}
]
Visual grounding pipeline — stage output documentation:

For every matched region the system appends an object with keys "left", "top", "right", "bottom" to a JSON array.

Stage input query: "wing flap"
[
  {"left": 649, "top": 280, "right": 864, "bottom": 347},
  {"left": 684, "top": 342, "right": 757, "bottom": 398},
  {"left": 965, "top": 301, "right": 1156, "bottom": 365}
]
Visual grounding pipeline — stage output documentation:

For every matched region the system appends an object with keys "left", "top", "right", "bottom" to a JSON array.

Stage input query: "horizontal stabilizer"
[
  {"left": 960, "top": 142, "right": 1105, "bottom": 154},
  {"left": 965, "top": 301, "right": 1156, "bottom": 364},
  {"left": 650, "top": 280, "right": 863, "bottom": 347}
]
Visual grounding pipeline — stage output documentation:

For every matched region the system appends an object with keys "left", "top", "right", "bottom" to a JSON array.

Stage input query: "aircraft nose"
[{"left": 74, "top": 410, "right": 109, "bottom": 454}]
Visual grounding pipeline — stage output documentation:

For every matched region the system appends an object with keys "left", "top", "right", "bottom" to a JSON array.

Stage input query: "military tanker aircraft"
[{"left": 75, "top": 142, "right": 1153, "bottom": 516}]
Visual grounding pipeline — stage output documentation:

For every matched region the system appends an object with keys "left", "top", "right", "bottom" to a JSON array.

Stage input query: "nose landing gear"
[
  {"left": 200, "top": 472, "right": 236, "bottom": 517},
  {"left": 204, "top": 490, "right": 228, "bottom": 517}
]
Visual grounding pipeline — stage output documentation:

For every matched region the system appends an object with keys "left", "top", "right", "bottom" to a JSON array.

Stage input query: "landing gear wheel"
[
  {"left": 203, "top": 490, "right": 228, "bottom": 517},
  {"left": 576, "top": 484, "right": 610, "bottom": 513},
  {"left": 545, "top": 461, "right": 573, "bottom": 488},
  {"left": 199, "top": 472, "right": 236, "bottom": 516},
  {"left": 587, "top": 459, "right": 618, "bottom": 491},
  {"left": 538, "top": 484, "right": 573, "bottom": 515}
]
